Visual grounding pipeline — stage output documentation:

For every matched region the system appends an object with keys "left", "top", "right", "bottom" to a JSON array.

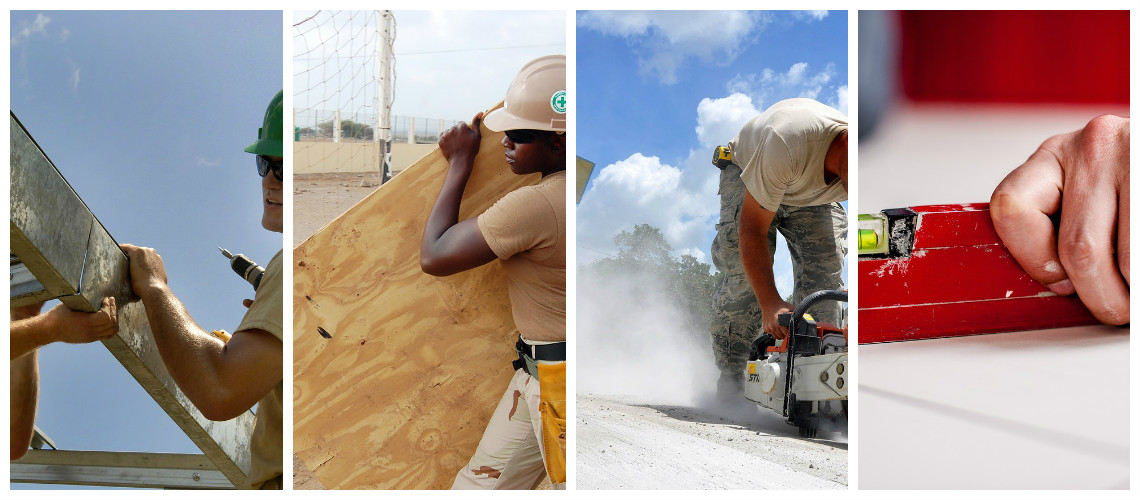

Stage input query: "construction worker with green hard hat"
[
  {"left": 421, "top": 55, "right": 567, "bottom": 490},
  {"left": 120, "top": 90, "right": 285, "bottom": 489}
]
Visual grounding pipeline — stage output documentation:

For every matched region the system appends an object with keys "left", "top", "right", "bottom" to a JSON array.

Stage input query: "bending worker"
[
  {"left": 729, "top": 98, "right": 848, "bottom": 343},
  {"left": 420, "top": 55, "right": 567, "bottom": 490},
  {"left": 119, "top": 90, "right": 285, "bottom": 489},
  {"left": 10, "top": 298, "right": 119, "bottom": 460}
]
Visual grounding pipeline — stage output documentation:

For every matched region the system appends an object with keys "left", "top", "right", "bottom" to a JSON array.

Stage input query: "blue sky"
[
  {"left": 9, "top": 11, "right": 282, "bottom": 488},
  {"left": 576, "top": 10, "right": 849, "bottom": 295}
]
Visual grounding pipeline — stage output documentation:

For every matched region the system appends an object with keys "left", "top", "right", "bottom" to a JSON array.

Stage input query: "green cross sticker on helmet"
[
  {"left": 551, "top": 90, "right": 566, "bottom": 114},
  {"left": 244, "top": 90, "right": 284, "bottom": 157},
  {"left": 484, "top": 55, "right": 566, "bottom": 133}
]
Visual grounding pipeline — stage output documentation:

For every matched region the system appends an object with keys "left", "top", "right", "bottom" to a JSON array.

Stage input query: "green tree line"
[{"left": 298, "top": 119, "right": 374, "bottom": 140}]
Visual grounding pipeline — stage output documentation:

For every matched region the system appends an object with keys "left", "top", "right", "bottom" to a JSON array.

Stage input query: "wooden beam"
[
  {"left": 293, "top": 102, "right": 537, "bottom": 489},
  {"left": 11, "top": 449, "right": 234, "bottom": 489},
  {"left": 9, "top": 112, "right": 254, "bottom": 487}
]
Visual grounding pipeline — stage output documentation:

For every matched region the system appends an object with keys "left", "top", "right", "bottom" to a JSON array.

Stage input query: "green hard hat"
[{"left": 244, "top": 90, "right": 284, "bottom": 156}]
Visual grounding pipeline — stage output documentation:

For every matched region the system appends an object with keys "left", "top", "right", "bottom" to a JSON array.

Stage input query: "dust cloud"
[{"left": 577, "top": 265, "right": 719, "bottom": 407}]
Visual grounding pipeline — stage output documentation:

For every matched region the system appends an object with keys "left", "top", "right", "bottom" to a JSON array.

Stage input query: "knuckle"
[
  {"left": 988, "top": 190, "right": 1027, "bottom": 223},
  {"left": 1083, "top": 114, "right": 1127, "bottom": 140},
  {"left": 1075, "top": 115, "right": 1128, "bottom": 167},
  {"left": 1058, "top": 234, "right": 1103, "bottom": 273}
]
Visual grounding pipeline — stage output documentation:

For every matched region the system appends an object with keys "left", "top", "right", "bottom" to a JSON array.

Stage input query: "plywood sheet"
[{"left": 292, "top": 104, "right": 540, "bottom": 489}]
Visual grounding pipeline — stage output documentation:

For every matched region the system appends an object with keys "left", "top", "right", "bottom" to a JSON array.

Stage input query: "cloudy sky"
[
  {"left": 10, "top": 11, "right": 281, "bottom": 489},
  {"left": 293, "top": 10, "right": 566, "bottom": 128},
  {"left": 576, "top": 10, "right": 849, "bottom": 295}
]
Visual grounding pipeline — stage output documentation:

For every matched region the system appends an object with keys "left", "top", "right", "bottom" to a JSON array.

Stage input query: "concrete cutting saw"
[{"left": 744, "top": 290, "right": 848, "bottom": 438}]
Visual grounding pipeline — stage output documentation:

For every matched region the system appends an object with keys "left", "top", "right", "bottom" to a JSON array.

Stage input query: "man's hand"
[
  {"left": 43, "top": 297, "right": 119, "bottom": 344},
  {"left": 761, "top": 299, "right": 794, "bottom": 340},
  {"left": 990, "top": 115, "right": 1129, "bottom": 325},
  {"left": 438, "top": 112, "right": 484, "bottom": 172},
  {"left": 120, "top": 244, "right": 169, "bottom": 300}
]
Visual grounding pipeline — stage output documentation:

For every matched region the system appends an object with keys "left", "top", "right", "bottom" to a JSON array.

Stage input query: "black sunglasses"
[
  {"left": 256, "top": 155, "right": 283, "bottom": 181},
  {"left": 504, "top": 129, "right": 542, "bottom": 144}
]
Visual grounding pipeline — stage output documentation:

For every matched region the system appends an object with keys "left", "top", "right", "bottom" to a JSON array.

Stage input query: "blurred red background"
[{"left": 899, "top": 11, "right": 1129, "bottom": 104}]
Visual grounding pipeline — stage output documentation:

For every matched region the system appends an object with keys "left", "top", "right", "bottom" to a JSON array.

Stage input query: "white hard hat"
[{"left": 484, "top": 55, "right": 566, "bottom": 133}]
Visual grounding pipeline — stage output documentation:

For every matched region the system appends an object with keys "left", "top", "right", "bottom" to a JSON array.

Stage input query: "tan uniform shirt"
[
  {"left": 477, "top": 171, "right": 566, "bottom": 341},
  {"left": 234, "top": 250, "right": 284, "bottom": 489},
  {"left": 732, "top": 98, "right": 848, "bottom": 211}
]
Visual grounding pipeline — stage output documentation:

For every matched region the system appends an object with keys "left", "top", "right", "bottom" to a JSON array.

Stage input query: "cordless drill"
[{"left": 219, "top": 247, "right": 264, "bottom": 291}]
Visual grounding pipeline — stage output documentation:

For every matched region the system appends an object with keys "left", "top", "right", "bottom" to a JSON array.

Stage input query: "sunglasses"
[
  {"left": 256, "top": 155, "right": 283, "bottom": 181},
  {"left": 504, "top": 129, "right": 542, "bottom": 144}
]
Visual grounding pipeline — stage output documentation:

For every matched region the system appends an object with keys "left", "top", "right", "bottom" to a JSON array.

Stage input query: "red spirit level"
[{"left": 858, "top": 203, "right": 1099, "bottom": 343}]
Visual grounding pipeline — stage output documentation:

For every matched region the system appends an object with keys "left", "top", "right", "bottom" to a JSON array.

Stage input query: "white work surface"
[{"left": 857, "top": 104, "right": 1131, "bottom": 489}]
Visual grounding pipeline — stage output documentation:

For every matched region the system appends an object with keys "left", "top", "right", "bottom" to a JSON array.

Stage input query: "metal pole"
[{"left": 377, "top": 10, "right": 394, "bottom": 183}]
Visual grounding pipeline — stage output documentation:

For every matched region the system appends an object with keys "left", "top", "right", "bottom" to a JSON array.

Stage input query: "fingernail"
[{"left": 1048, "top": 279, "right": 1075, "bottom": 296}]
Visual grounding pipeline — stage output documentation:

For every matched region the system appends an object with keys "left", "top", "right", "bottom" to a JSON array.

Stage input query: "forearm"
[
  {"left": 10, "top": 351, "right": 38, "bottom": 460},
  {"left": 10, "top": 315, "right": 57, "bottom": 361},
  {"left": 136, "top": 284, "right": 232, "bottom": 417}
]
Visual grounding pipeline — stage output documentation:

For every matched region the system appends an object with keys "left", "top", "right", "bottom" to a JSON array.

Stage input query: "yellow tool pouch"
[{"left": 537, "top": 362, "right": 566, "bottom": 485}]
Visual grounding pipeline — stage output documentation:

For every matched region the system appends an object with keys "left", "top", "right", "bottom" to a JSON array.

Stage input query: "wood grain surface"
[{"left": 292, "top": 104, "right": 541, "bottom": 489}]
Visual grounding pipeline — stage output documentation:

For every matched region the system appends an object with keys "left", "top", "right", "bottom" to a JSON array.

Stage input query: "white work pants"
[{"left": 451, "top": 368, "right": 547, "bottom": 489}]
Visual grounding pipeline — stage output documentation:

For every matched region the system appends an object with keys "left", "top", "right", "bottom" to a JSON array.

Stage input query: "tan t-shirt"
[
  {"left": 732, "top": 98, "right": 848, "bottom": 211},
  {"left": 477, "top": 171, "right": 566, "bottom": 341},
  {"left": 234, "top": 250, "right": 284, "bottom": 490}
]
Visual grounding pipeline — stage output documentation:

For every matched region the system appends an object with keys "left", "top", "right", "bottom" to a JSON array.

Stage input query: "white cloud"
[
  {"left": 12, "top": 13, "right": 51, "bottom": 44},
  {"left": 694, "top": 93, "right": 760, "bottom": 149},
  {"left": 797, "top": 11, "right": 830, "bottom": 21},
  {"left": 58, "top": 27, "right": 70, "bottom": 43},
  {"left": 196, "top": 156, "right": 221, "bottom": 168},
  {"left": 576, "top": 11, "right": 654, "bottom": 36},
  {"left": 577, "top": 152, "right": 719, "bottom": 266},
  {"left": 727, "top": 62, "right": 842, "bottom": 113},
  {"left": 579, "top": 11, "right": 764, "bottom": 85},
  {"left": 832, "top": 85, "right": 849, "bottom": 116},
  {"left": 68, "top": 60, "right": 80, "bottom": 93}
]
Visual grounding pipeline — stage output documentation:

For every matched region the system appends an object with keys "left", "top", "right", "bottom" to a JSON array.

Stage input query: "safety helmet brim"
[
  {"left": 245, "top": 90, "right": 285, "bottom": 156},
  {"left": 484, "top": 107, "right": 566, "bottom": 133},
  {"left": 484, "top": 55, "right": 566, "bottom": 133}
]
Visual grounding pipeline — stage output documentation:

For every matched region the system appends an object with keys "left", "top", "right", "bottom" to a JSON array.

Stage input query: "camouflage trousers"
[{"left": 710, "top": 202, "right": 847, "bottom": 381}]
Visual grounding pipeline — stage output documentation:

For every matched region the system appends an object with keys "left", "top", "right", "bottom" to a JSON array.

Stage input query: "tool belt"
[{"left": 513, "top": 335, "right": 566, "bottom": 381}]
